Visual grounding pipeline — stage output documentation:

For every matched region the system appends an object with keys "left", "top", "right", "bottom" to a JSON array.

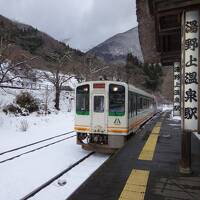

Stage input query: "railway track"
[
  {"left": 19, "top": 114, "right": 161, "bottom": 199},
  {"left": 20, "top": 151, "right": 95, "bottom": 200},
  {"left": 0, "top": 112, "right": 161, "bottom": 165},
  {"left": 0, "top": 131, "right": 75, "bottom": 156},
  {"left": 0, "top": 131, "right": 76, "bottom": 164}
]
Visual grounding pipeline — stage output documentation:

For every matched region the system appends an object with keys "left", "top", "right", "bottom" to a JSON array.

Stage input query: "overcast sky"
[{"left": 0, "top": 0, "right": 137, "bottom": 51}]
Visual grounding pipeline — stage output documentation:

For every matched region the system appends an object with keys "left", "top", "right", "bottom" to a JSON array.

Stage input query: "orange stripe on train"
[
  {"left": 108, "top": 129, "right": 129, "bottom": 133},
  {"left": 74, "top": 127, "right": 90, "bottom": 131}
]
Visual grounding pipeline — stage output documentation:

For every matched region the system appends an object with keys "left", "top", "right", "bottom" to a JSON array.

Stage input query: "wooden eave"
[
  {"left": 154, "top": 0, "right": 200, "bottom": 13},
  {"left": 151, "top": 0, "right": 195, "bottom": 65}
]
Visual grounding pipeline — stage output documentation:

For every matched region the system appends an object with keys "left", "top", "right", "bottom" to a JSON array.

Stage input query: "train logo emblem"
[{"left": 114, "top": 118, "right": 121, "bottom": 125}]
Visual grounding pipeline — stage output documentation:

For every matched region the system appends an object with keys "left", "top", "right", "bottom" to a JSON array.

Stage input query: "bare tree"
[
  {"left": 43, "top": 50, "right": 75, "bottom": 110},
  {"left": 0, "top": 57, "right": 38, "bottom": 85},
  {"left": 75, "top": 54, "right": 110, "bottom": 81},
  {"left": 0, "top": 38, "right": 38, "bottom": 85}
]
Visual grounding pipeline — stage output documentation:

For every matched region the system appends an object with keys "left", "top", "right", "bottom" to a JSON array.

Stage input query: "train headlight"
[
  {"left": 83, "top": 87, "right": 88, "bottom": 92},
  {"left": 113, "top": 87, "right": 118, "bottom": 92}
]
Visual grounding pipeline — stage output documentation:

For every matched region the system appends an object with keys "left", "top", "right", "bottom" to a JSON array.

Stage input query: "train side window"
[
  {"left": 94, "top": 96, "right": 104, "bottom": 113},
  {"left": 150, "top": 99, "right": 153, "bottom": 109},
  {"left": 132, "top": 93, "right": 136, "bottom": 117},
  {"left": 136, "top": 95, "right": 139, "bottom": 112},
  {"left": 129, "top": 92, "right": 136, "bottom": 118},
  {"left": 140, "top": 98, "right": 143, "bottom": 110},
  {"left": 144, "top": 98, "right": 148, "bottom": 109},
  {"left": 128, "top": 92, "right": 131, "bottom": 118},
  {"left": 134, "top": 94, "right": 137, "bottom": 115},
  {"left": 131, "top": 94, "right": 134, "bottom": 117},
  {"left": 137, "top": 96, "right": 142, "bottom": 111},
  {"left": 143, "top": 98, "right": 145, "bottom": 109}
]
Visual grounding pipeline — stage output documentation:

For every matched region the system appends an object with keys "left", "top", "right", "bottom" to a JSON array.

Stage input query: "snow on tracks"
[{"left": 0, "top": 131, "right": 76, "bottom": 164}]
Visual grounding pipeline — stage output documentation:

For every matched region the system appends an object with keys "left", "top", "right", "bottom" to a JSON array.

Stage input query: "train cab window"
[
  {"left": 94, "top": 96, "right": 104, "bottom": 113},
  {"left": 109, "top": 84, "right": 125, "bottom": 116},
  {"left": 76, "top": 85, "right": 90, "bottom": 115}
]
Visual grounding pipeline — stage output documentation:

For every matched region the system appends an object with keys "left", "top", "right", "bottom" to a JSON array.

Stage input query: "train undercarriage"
[{"left": 77, "top": 132, "right": 127, "bottom": 154}]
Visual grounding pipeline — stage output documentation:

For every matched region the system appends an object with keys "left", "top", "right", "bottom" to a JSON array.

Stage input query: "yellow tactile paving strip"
[
  {"left": 138, "top": 122, "right": 162, "bottom": 161},
  {"left": 119, "top": 113, "right": 165, "bottom": 200},
  {"left": 119, "top": 169, "right": 149, "bottom": 200}
]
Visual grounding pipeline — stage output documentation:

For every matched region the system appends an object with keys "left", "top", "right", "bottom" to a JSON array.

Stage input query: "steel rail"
[
  {"left": 0, "top": 134, "right": 76, "bottom": 164},
  {"left": 20, "top": 152, "right": 95, "bottom": 200},
  {"left": 0, "top": 131, "right": 75, "bottom": 156}
]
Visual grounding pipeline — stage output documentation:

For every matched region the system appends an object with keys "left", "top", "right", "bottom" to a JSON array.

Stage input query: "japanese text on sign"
[
  {"left": 174, "top": 62, "right": 181, "bottom": 116},
  {"left": 183, "top": 11, "right": 199, "bottom": 131}
]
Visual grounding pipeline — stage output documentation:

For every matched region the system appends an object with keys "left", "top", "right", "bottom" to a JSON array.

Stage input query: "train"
[{"left": 74, "top": 81, "right": 157, "bottom": 153}]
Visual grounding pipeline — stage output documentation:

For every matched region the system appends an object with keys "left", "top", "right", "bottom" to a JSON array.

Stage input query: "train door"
[{"left": 91, "top": 94, "right": 107, "bottom": 133}]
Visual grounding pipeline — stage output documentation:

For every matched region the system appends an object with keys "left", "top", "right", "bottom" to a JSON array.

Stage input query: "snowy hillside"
[{"left": 88, "top": 27, "right": 143, "bottom": 63}]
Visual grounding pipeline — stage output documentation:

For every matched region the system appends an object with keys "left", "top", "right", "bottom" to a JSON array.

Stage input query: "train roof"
[
  {"left": 127, "top": 84, "right": 154, "bottom": 99},
  {"left": 76, "top": 81, "right": 155, "bottom": 99}
]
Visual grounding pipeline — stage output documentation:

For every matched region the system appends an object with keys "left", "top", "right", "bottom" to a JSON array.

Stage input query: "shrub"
[
  {"left": 19, "top": 119, "right": 29, "bottom": 132},
  {"left": 2, "top": 108, "right": 8, "bottom": 115},
  {"left": 3, "top": 104, "right": 22, "bottom": 115},
  {"left": 16, "top": 92, "right": 39, "bottom": 113}
]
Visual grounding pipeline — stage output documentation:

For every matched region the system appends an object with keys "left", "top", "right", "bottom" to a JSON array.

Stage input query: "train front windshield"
[
  {"left": 76, "top": 85, "right": 90, "bottom": 115},
  {"left": 109, "top": 84, "right": 125, "bottom": 116}
]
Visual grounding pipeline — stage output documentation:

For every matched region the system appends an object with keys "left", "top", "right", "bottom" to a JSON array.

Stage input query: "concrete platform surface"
[{"left": 67, "top": 112, "right": 200, "bottom": 200}]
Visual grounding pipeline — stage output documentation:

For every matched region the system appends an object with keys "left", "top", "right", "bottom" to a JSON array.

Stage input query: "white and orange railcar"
[{"left": 74, "top": 81, "right": 157, "bottom": 153}]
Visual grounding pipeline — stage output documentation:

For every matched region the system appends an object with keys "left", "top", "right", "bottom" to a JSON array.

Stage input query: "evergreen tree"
[{"left": 143, "top": 63, "right": 163, "bottom": 91}]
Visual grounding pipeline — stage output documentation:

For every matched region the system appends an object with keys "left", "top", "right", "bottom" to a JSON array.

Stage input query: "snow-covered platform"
[{"left": 67, "top": 111, "right": 200, "bottom": 200}]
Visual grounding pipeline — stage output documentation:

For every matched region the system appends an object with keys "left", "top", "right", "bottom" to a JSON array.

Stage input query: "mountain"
[
  {"left": 88, "top": 27, "right": 143, "bottom": 64},
  {"left": 0, "top": 15, "right": 84, "bottom": 71}
]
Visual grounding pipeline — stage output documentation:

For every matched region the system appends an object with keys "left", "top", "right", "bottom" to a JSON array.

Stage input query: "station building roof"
[{"left": 136, "top": 0, "right": 200, "bottom": 65}]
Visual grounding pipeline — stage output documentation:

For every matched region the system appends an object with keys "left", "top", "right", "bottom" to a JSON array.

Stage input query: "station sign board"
[
  {"left": 183, "top": 10, "right": 199, "bottom": 132},
  {"left": 173, "top": 62, "right": 181, "bottom": 116}
]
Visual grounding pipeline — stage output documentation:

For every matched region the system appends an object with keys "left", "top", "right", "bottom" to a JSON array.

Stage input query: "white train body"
[{"left": 75, "top": 81, "right": 157, "bottom": 153}]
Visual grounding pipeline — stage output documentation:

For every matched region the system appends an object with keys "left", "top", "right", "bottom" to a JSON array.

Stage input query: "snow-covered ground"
[
  {"left": 159, "top": 104, "right": 173, "bottom": 112},
  {"left": 31, "top": 153, "right": 108, "bottom": 200},
  {"left": 0, "top": 87, "right": 109, "bottom": 200},
  {"left": 168, "top": 108, "right": 200, "bottom": 141},
  {"left": 0, "top": 111, "right": 74, "bottom": 152},
  {"left": 0, "top": 129, "right": 108, "bottom": 200}
]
